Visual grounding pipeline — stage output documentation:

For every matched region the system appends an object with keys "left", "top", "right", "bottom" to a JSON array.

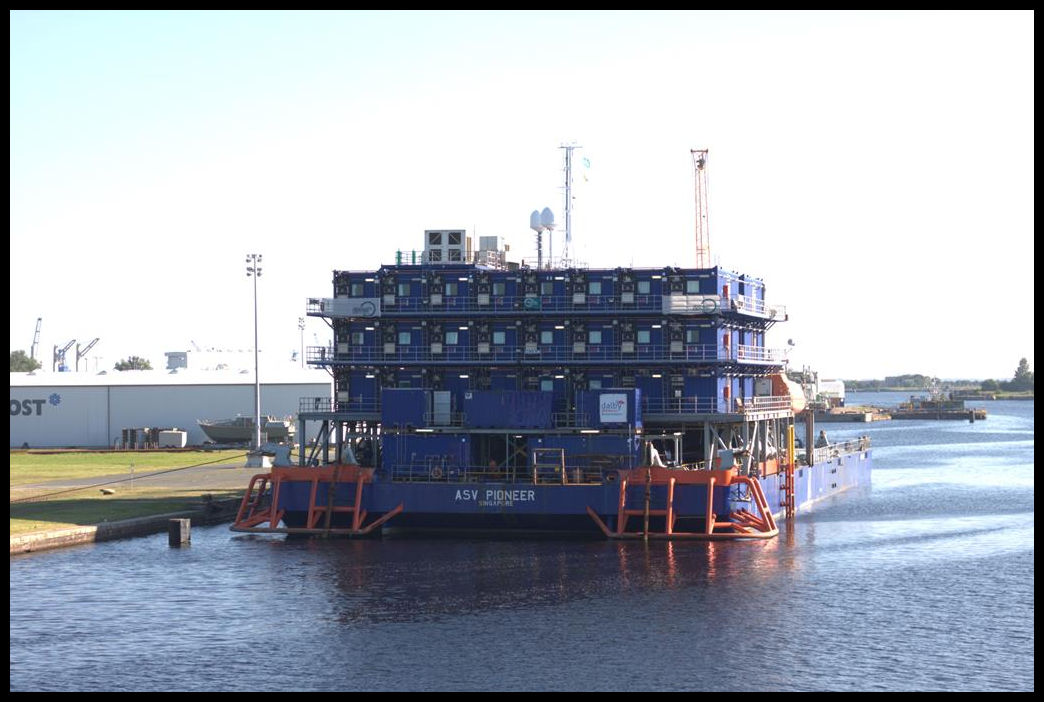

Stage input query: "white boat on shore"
[{"left": 197, "top": 415, "right": 296, "bottom": 444}]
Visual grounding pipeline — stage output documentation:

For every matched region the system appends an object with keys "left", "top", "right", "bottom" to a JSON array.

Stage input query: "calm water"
[{"left": 10, "top": 393, "right": 1034, "bottom": 691}]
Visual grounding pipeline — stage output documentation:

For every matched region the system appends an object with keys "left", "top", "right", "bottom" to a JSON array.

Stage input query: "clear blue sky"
[{"left": 10, "top": 10, "right": 1034, "bottom": 380}]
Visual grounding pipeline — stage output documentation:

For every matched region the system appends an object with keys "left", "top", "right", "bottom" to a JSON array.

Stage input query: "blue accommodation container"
[
  {"left": 381, "top": 388, "right": 429, "bottom": 427},
  {"left": 462, "top": 390, "right": 554, "bottom": 429}
]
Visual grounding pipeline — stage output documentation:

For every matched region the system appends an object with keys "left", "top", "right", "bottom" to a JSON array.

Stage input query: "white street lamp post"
[
  {"left": 298, "top": 317, "right": 305, "bottom": 369},
  {"left": 246, "top": 254, "right": 263, "bottom": 452}
]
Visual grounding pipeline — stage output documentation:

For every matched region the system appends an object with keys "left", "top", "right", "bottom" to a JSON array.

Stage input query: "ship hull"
[{"left": 266, "top": 448, "right": 871, "bottom": 536}]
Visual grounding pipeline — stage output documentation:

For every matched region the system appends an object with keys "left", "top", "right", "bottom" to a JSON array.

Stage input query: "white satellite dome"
[
  {"left": 530, "top": 210, "right": 542, "bottom": 232},
  {"left": 540, "top": 207, "right": 555, "bottom": 230}
]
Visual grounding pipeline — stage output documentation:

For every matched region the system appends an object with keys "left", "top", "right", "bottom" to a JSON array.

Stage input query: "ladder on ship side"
[
  {"left": 780, "top": 461, "right": 795, "bottom": 520},
  {"left": 781, "top": 425, "right": 796, "bottom": 519},
  {"left": 616, "top": 469, "right": 677, "bottom": 537}
]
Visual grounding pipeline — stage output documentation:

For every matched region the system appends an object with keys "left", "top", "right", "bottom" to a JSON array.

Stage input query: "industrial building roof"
[{"left": 10, "top": 369, "right": 332, "bottom": 387}]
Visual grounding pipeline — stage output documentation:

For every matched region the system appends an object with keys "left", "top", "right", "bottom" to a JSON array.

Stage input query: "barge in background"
[
  {"left": 232, "top": 150, "right": 871, "bottom": 540},
  {"left": 889, "top": 392, "right": 987, "bottom": 421}
]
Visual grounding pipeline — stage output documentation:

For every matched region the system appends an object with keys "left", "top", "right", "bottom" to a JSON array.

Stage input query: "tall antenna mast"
[
  {"left": 692, "top": 148, "right": 711, "bottom": 268},
  {"left": 560, "top": 143, "right": 580, "bottom": 265}
]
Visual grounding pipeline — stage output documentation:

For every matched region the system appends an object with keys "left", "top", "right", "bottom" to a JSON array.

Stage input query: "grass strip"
[{"left": 10, "top": 450, "right": 252, "bottom": 536}]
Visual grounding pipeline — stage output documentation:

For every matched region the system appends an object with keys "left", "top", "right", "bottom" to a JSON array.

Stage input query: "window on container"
[
  {"left": 445, "top": 282, "right": 458, "bottom": 296},
  {"left": 428, "top": 249, "right": 442, "bottom": 262},
  {"left": 397, "top": 283, "right": 410, "bottom": 297},
  {"left": 637, "top": 330, "right": 651, "bottom": 344},
  {"left": 351, "top": 332, "right": 365, "bottom": 345},
  {"left": 541, "top": 330, "right": 553, "bottom": 344},
  {"left": 448, "top": 231, "right": 462, "bottom": 246},
  {"left": 429, "top": 231, "right": 442, "bottom": 245},
  {"left": 493, "top": 282, "right": 506, "bottom": 296},
  {"left": 588, "top": 281, "right": 602, "bottom": 295},
  {"left": 398, "top": 332, "right": 411, "bottom": 345},
  {"left": 540, "top": 379, "right": 554, "bottom": 392},
  {"left": 449, "top": 249, "right": 462, "bottom": 261},
  {"left": 589, "top": 330, "right": 602, "bottom": 344},
  {"left": 351, "top": 282, "right": 365, "bottom": 296},
  {"left": 541, "top": 281, "right": 554, "bottom": 295},
  {"left": 493, "top": 331, "right": 506, "bottom": 345},
  {"left": 445, "top": 331, "right": 459, "bottom": 345},
  {"left": 686, "top": 329, "right": 700, "bottom": 343},
  {"left": 637, "top": 280, "right": 650, "bottom": 294},
  {"left": 685, "top": 280, "right": 700, "bottom": 294},
  {"left": 589, "top": 379, "right": 602, "bottom": 389}
]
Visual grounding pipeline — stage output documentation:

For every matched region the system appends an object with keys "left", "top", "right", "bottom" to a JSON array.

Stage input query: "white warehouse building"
[{"left": 10, "top": 369, "right": 333, "bottom": 449}]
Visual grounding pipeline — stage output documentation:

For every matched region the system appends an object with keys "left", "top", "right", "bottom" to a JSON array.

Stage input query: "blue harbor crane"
[{"left": 53, "top": 339, "right": 75, "bottom": 372}]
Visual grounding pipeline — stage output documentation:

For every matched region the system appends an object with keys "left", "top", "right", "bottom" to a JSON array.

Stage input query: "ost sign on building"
[{"left": 10, "top": 394, "right": 61, "bottom": 416}]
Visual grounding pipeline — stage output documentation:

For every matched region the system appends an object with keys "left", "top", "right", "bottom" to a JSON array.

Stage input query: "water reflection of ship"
[{"left": 307, "top": 535, "right": 810, "bottom": 625}]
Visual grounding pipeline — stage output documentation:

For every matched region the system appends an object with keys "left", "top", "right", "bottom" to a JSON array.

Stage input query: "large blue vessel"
[{"left": 232, "top": 151, "right": 871, "bottom": 539}]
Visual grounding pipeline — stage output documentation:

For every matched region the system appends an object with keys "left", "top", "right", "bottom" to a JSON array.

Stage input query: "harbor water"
[{"left": 10, "top": 393, "right": 1034, "bottom": 691}]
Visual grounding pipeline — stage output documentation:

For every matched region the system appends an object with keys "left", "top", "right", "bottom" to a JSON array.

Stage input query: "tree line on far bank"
[
  {"left": 10, "top": 351, "right": 152, "bottom": 372},
  {"left": 845, "top": 358, "right": 1033, "bottom": 393}
]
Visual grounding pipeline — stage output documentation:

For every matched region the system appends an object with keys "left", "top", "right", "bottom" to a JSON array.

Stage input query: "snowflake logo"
[{"left": 49, "top": 393, "right": 61, "bottom": 406}]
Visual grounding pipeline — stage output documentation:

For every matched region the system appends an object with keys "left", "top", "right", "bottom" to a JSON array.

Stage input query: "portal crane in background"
[
  {"left": 76, "top": 338, "right": 100, "bottom": 372},
  {"left": 30, "top": 318, "right": 42, "bottom": 361},
  {"left": 53, "top": 339, "right": 75, "bottom": 372}
]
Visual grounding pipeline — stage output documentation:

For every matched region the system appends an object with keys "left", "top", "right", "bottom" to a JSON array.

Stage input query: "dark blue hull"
[{"left": 272, "top": 448, "right": 871, "bottom": 536}]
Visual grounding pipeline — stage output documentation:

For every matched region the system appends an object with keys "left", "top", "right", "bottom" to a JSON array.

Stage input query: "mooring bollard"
[{"left": 168, "top": 518, "right": 191, "bottom": 547}]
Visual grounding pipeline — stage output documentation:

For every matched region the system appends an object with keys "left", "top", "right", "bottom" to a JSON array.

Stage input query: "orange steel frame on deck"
[
  {"left": 232, "top": 465, "right": 403, "bottom": 536},
  {"left": 586, "top": 466, "right": 779, "bottom": 540}
]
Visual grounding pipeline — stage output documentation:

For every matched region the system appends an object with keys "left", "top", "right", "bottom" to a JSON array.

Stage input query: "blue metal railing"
[
  {"left": 305, "top": 343, "right": 782, "bottom": 365},
  {"left": 383, "top": 463, "right": 612, "bottom": 484},
  {"left": 309, "top": 294, "right": 666, "bottom": 316},
  {"left": 299, "top": 397, "right": 334, "bottom": 413},
  {"left": 642, "top": 395, "right": 792, "bottom": 415},
  {"left": 307, "top": 294, "right": 786, "bottom": 319},
  {"left": 812, "top": 437, "right": 871, "bottom": 464},
  {"left": 305, "top": 394, "right": 795, "bottom": 421}
]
